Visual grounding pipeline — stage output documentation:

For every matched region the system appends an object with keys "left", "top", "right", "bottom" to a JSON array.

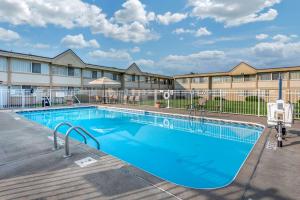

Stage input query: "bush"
[
  {"left": 245, "top": 96, "right": 264, "bottom": 102},
  {"left": 214, "top": 96, "right": 226, "bottom": 101}
]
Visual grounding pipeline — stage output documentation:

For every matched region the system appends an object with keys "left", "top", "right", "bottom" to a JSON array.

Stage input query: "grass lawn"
[{"left": 140, "top": 99, "right": 268, "bottom": 115}]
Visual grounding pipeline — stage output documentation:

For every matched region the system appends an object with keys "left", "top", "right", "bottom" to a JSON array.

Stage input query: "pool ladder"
[{"left": 53, "top": 122, "right": 100, "bottom": 158}]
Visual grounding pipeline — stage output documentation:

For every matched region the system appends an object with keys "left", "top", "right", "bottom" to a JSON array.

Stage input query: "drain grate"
[
  {"left": 266, "top": 140, "right": 277, "bottom": 150},
  {"left": 75, "top": 157, "right": 97, "bottom": 167}
]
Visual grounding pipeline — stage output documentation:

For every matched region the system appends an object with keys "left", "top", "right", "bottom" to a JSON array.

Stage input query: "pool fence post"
[
  {"left": 154, "top": 89, "right": 157, "bottom": 106},
  {"left": 49, "top": 88, "right": 52, "bottom": 106},
  {"left": 220, "top": 89, "right": 222, "bottom": 112},
  {"left": 257, "top": 89, "right": 260, "bottom": 116},
  {"left": 190, "top": 90, "right": 193, "bottom": 109},
  {"left": 21, "top": 89, "right": 25, "bottom": 108}
]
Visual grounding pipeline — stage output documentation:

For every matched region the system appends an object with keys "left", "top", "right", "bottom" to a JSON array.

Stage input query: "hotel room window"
[
  {"left": 192, "top": 78, "right": 199, "bottom": 83},
  {"left": 32, "top": 63, "right": 41, "bottom": 74},
  {"left": 140, "top": 76, "right": 146, "bottom": 82},
  {"left": 0, "top": 57, "right": 7, "bottom": 71},
  {"left": 131, "top": 75, "right": 136, "bottom": 82},
  {"left": 290, "top": 71, "right": 300, "bottom": 80},
  {"left": 113, "top": 74, "right": 119, "bottom": 81},
  {"left": 200, "top": 77, "right": 208, "bottom": 83},
  {"left": 232, "top": 75, "right": 243, "bottom": 82},
  {"left": 12, "top": 59, "right": 31, "bottom": 73},
  {"left": 272, "top": 72, "right": 287, "bottom": 80},
  {"left": 244, "top": 75, "right": 256, "bottom": 82},
  {"left": 92, "top": 71, "right": 98, "bottom": 79},
  {"left": 68, "top": 67, "right": 75, "bottom": 76},
  {"left": 83, "top": 70, "right": 91, "bottom": 78},
  {"left": 258, "top": 73, "right": 271, "bottom": 80}
]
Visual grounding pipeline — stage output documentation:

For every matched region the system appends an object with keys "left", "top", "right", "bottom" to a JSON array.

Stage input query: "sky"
[{"left": 0, "top": 0, "right": 300, "bottom": 76}]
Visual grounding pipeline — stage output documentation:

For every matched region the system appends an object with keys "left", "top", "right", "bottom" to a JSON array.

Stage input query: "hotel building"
[
  {"left": 174, "top": 62, "right": 300, "bottom": 91},
  {"left": 0, "top": 49, "right": 173, "bottom": 91}
]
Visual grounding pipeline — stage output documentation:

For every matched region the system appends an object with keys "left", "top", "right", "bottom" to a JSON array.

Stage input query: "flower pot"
[{"left": 155, "top": 103, "right": 161, "bottom": 108}]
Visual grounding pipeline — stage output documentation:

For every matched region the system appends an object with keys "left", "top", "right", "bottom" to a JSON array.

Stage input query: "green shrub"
[
  {"left": 245, "top": 96, "right": 264, "bottom": 102},
  {"left": 214, "top": 96, "right": 226, "bottom": 101}
]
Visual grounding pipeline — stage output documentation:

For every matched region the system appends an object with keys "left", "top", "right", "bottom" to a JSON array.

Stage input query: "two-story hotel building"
[
  {"left": 0, "top": 49, "right": 173, "bottom": 91},
  {"left": 174, "top": 62, "right": 300, "bottom": 91}
]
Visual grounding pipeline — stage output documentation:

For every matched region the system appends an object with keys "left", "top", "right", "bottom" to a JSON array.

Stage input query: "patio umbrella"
[{"left": 89, "top": 77, "right": 121, "bottom": 103}]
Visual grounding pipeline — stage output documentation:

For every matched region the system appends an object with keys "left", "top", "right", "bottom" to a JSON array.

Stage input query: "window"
[
  {"left": 68, "top": 67, "right": 75, "bottom": 76},
  {"left": 140, "top": 76, "right": 146, "bottom": 82},
  {"left": 131, "top": 75, "right": 136, "bottom": 82},
  {"left": 192, "top": 77, "right": 208, "bottom": 83},
  {"left": 212, "top": 76, "right": 231, "bottom": 83},
  {"left": 290, "top": 71, "right": 300, "bottom": 80},
  {"left": 272, "top": 72, "right": 287, "bottom": 80},
  {"left": 12, "top": 59, "right": 31, "bottom": 73},
  {"left": 244, "top": 75, "right": 256, "bottom": 82},
  {"left": 232, "top": 76, "right": 243, "bottom": 82},
  {"left": 83, "top": 70, "right": 92, "bottom": 78},
  {"left": 258, "top": 73, "right": 271, "bottom": 80},
  {"left": 112, "top": 74, "right": 117, "bottom": 80},
  {"left": 0, "top": 57, "right": 7, "bottom": 71},
  {"left": 104, "top": 72, "right": 113, "bottom": 79},
  {"left": 32, "top": 63, "right": 41, "bottom": 74},
  {"left": 52, "top": 66, "right": 68, "bottom": 76},
  {"left": 92, "top": 71, "right": 98, "bottom": 79}
]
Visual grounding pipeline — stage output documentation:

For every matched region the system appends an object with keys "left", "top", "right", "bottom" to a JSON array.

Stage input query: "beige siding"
[
  {"left": 232, "top": 81, "right": 256, "bottom": 89},
  {"left": 190, "top": 83, "right": 209, "bottom": 89},
  {"left": 124, "top": 82, "right": 139, "bottom": 89},
  {"left": 0, "top": 72, "right": 8, "bottom": 83},
  {"left": 211, "top": 83, "right": 231, "bottom": 89},
  {"left": 139, "top": 83, "right": 152, "bottom": 89},
  {"left": 258, "top": 80, "right": 288, "bottom": 89},
  {"left": 290, "top": 80, "right": 300, "bottom": 89},
  {"left": 52, "top": 76, "right": 81, "bottom": 87},
  {"left": 11, "top": 73, "right": 50, "bottom": 85}
]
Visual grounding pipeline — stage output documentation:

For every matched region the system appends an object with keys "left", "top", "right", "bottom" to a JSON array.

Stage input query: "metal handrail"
[
  {"left": 73, "top": 95, "right": 81, "bottom": 104},
  {"left": 53, "top": 122, "right": 87, "bottom": 150},
  {"left": 64, "top": 126, "right": 100, "bottom": 157}
]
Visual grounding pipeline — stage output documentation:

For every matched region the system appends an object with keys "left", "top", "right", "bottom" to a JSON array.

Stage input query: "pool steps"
[{"left": 53, "top": 121, "right": 100, "bottom": 157}]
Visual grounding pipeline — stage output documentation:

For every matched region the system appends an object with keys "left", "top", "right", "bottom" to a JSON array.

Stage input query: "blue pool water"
[{"left": 19, "top": 107, "right": 263, "bottom": 189}]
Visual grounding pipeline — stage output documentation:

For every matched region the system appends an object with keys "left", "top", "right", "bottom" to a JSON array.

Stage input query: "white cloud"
[
  {"left": 21, "top": 43, "right": 50, "bottom": 49},
  {"left": 188, "top": 0, "right": 281, "bottom": 27},
  {"left": 0, "top": 0, "right": 158, "bottom": 43},
  {"left": 272, "top": 34, "right": 291, "bottom": 43},
  {"left": 0, "top": 27, "right": 20, "bottom": 42},
  {"left": 173, "top": 28, "right": 193, "bottom": 35},
  {"left": 173, "top": 27, "right": 211, "bottom": 37},
  {"left": 61, "top": 34, "right": 99, "bottom": 49},
  {"left": 252, "top": 39, "right": 300, "bottom": 59},
  {"left": 89, "top": 49, "right": 132, "bottom": 60},
  {"left": 256, "top": 34, "right": 269, "bottom": 40},
  {"left": 195, "top": 27, "right": 211, "bottom": 37},
  {"left": 131, "top": 46, "right": 140, "bottom": 53},
  {"left": 135, "top": 59, "right": 154, "bottom": 66},
  {"left": 113, "top": 0, "right": 155, "bottom": 24},
  {"left": 157, "top": 12, "right": 187, "bottom": 25},
  {"left": 164, "top": 50, "right": 225, "bottom": 63}
]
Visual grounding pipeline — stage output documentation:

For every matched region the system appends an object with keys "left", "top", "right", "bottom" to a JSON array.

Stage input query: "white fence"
[{"left": 1, "top": 88, "right": 300, "bottom": 119}]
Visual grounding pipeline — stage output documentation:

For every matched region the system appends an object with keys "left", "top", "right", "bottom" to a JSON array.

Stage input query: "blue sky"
[{"left": 0, "top": 0, "right": 300, "bottom": 75}]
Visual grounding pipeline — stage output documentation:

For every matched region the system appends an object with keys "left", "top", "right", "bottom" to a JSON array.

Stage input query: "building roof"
[
  {"left": 174, "top": 62, "right": 300, "bottom": 78},
  {"left": 0, "top": 49, "right": 171, "bottom": 79}
]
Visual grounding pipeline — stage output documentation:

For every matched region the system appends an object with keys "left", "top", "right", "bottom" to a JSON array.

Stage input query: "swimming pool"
[{"left": 18, "top": 106, "right": 263, "bottom": 189}]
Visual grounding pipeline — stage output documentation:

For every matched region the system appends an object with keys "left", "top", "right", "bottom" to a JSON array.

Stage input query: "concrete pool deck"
[{"left": 0, "top": 105, "right": 299, "bottom": 200}]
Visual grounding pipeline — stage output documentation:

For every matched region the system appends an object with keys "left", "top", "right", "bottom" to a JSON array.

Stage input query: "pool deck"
[{"left": 0, "top": 105, "right": 299, "bottom": 200}]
